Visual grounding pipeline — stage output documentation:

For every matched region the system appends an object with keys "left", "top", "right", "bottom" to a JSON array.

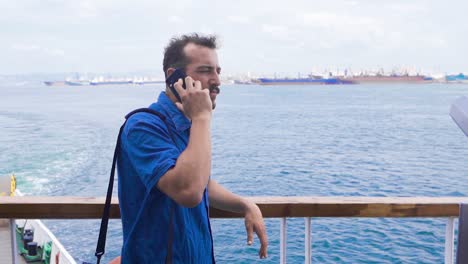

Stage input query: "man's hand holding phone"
[{"left": 173, "top": 76, "right": 212, "bottom": 121}]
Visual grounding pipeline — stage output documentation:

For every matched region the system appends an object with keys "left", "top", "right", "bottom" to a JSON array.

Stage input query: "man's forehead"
[
  {"left": 184, "top": 42, "right": 213, "bottom": 54},
  {"left": 184, "top": 43, "right": 219, "bottom": 66}
]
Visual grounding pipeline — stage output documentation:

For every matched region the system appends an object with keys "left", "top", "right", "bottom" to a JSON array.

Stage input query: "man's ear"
[{"left": 166, "top": 68, "right": 176, "bottom": 78}]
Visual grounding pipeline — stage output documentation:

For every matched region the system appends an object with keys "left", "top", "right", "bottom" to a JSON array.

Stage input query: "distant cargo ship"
[
  {"left": 234, "top": 80, "right": 255, "bottom": 85},
  {"left": 132, "top": 80, "right": 165, "bottom": 85},
  {"left": 257, "top": 77, "right": 356, "bottom": 85},
  {"left": 44, "top": 80, "right": 89, "bottom": 86},
  {"left": 446, "top": 73, "right": 468, "bottom": 83},
  {"left": 44, "top": 79, "right": 164, "bottom": 86},
  {"left": 44, "top": 81, "right": 66, "bottom": 86},
  {"left": 65, "top": 80, "right": 90, "bottom": 86},
  {"left": 344, "top": 75, "right": 431, "bottom": 83},
  {"left": 90, "top": 80, "right": 132, "bottom": 85}
]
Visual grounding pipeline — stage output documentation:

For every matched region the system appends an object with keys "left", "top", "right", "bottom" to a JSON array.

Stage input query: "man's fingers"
[
  {"left": 173, "top": 79, "right": 186, "bottom": 96},
  {"left": 246, "top": 224, "right": 254, "bottom": 245},
  {"left": 173, "top": 76, "right": 203, "bottom": 100},
  {"left": 193, "top": 80, "right": 202, "bottom": 90},
  {"left": 259, "top": 245, "right": 268, "bottom": 259},
  {"left": 202, "top": 88, "right": 210, "bottom": 96},
  {"left": 258, "top": 238, "right": 268, "bottom": 258},
  {"left": 184, "top": 76, "right": 192, "bottom": 88},
  {"left": 256, "top": 225, "right": 268, "bottom": 248},
  {"left": 256, "top": 225, "right": 268, "bottom": 258},
  {"left": 184, "top": 76, "right": 202, "bottom": 91},
  {"left": 175, "top": 102, "right": 184, "bottom": 112}
]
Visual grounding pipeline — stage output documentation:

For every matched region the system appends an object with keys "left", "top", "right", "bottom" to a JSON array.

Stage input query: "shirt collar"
[{"left": 153, "top": 92, "right": 191, "bottom": 132}]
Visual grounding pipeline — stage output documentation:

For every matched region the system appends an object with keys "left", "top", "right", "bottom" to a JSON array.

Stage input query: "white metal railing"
[
  {"left": 445, "top": 217, "right": 456, "bottom": 264},
  {"left": 279, "top": 217, "right": 457, "bottom": 264},
  {"left": 1, "top": 196, "right": 466, "bottom": 263},
  {"left": 305, "top": 217, "right": 311, "bottom": 264},
  {"left": 280, "top": 218, "right": 286, "bottom": 263},
  {"left": 10, "top": 219, "right": 18, "bottom": 264},
  {"left": 4, "top": 216, "right": 459, "bottom": 264}
]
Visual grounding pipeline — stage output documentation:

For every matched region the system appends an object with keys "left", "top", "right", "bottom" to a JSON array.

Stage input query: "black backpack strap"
[
  {"left": 95, "top": 108, "right": 166, "bottom": 264},
  {"left": 124, "top": 108, "right": 166, "bottom": 121}
]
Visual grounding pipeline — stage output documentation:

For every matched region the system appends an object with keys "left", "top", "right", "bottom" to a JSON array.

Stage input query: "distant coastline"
[
  {"left": 237, "top": 73, "right": 467, "bottom": 85},
  {"left": 42, "top": 72, "right": 468, "bottom": 86},
  {"left": 44, "top": 78, "right": 165, "bottom": 86}
]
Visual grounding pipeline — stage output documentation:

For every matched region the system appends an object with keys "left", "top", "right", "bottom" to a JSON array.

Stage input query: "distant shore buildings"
[
  {"left": 225, "top": 70, "right": 468, "bottom": 85},
  {"left": 43, "top": 70, "right": 468, "bottom": 87}
]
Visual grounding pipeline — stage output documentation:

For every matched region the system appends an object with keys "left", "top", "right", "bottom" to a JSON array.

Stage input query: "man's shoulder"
[{"left": 122, "top": 107, "right": 171, "bottom": 138}]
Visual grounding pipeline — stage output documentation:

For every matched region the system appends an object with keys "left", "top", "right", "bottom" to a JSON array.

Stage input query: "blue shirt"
[{"left": 118, "top": 92, "right": 214, "bottom": 263}]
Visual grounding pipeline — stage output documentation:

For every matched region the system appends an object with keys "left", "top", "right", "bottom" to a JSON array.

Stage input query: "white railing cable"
[
  {"left": 445, "top": 217, "right": 456, "bottom": 264},
  {"left": 280, "top": 218, "right": 287, "bottom": 264},
  {"left": 305, "top": 217, "right": 311, "bottom": 264}
]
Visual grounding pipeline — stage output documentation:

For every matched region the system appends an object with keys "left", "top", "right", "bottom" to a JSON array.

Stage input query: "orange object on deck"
[{"left": 109, "top": 256, "right": 121, "bottom": 264}]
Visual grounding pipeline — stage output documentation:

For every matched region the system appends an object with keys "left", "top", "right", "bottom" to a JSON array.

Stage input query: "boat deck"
[
  {"left": 0, "top": 220, "right": 12, "bottom": 264},
  {"left": 0, "top": 220, "right": 27, "bottom": 264}
]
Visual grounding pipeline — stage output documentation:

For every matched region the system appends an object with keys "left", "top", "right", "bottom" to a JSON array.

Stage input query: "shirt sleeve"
[{"left": 122, "top": 114, "right": 180, "bottom": 191}]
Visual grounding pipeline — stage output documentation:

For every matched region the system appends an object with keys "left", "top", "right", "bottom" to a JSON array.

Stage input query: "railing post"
[
  {"left": 305, "top": 217, "right": 311, "bottom": 264},
  {"left": 280, "top": 217, "right": 287, "bottom": 264},
  {"left": 10, "top": 219, "right": 18, "bottom": 264},
  {"left": 445, "top": 217, "right": 455, "bottom": 264}
]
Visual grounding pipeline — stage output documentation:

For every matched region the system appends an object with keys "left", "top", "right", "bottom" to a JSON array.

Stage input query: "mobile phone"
[{"left": 165, "top": 68, "right": 187, "bottom": 102}]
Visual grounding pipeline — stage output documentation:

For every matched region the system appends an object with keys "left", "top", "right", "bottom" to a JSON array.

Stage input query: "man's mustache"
[
  {"left": 209, "top": 86, "right": 219, "bottom": 110},
  {"left": 209, "top": 86, "right": 220, "bottom": 94}
]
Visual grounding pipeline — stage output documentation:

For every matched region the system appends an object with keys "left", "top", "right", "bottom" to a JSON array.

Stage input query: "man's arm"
[
  {"left": 157, "top": 77, "right": 212, "bottom": 207},
  {"left": 208, "top": 180, "right": 268, "bottom": 259}
]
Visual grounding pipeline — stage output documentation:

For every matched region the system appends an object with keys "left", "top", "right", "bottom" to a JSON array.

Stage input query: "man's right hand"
[
  {"left": 174, "top": 76, "right": 212, "bottom": 121},
  {"left": 158, "top": 75, "right": 213, "bottom": 207}
]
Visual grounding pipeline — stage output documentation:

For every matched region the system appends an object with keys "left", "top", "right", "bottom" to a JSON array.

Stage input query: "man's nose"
[{"left": 210, "top": 72, "right": 221, "bottom": 87}]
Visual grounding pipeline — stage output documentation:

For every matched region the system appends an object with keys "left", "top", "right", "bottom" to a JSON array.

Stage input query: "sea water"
[{"left": 1, "top": 81, "right": 468, "bottom": 263}]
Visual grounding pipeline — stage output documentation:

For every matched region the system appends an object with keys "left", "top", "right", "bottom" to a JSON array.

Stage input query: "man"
[{"left": 117, "top": 33, "right": 268, "bottom": 263}]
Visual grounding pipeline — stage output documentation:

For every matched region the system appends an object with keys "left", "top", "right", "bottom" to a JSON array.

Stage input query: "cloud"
[
  {"left": 388, "top": 2, "right": 427, "bottom": 13},
  {"left": 1, "top": 0, "right": 467, "bottom": 74},
  {"left": 11, "top": 44, "right": 65, "bottom": 57},
  {"left": 45, "top": 48, "right": 65, "bottom": 56},
  {"left": 108, "top": 45, "right": 139, "bottom": 51},
  {"left": 345, "top": 1, "right": 359, "bottom": 6},
  {"left": 12, "top": 44, "right": 41, "bottom": 51},
  {"left": 227, "top": 15, "right": 250, "bottom": 24},
  {"left": 294, "top": 12, "right": 397, "bottom": 49},
  {"left": 168, "top": 16, "right": 184, "bottom": 24},
  {"left": 199, "top": 26, "right": 216, "bottom": 35},
  {"left": 300, "top": 12, "right": 380, "bottom": 33},
  {"left": 261, "top": 24, "right": 289, "bottom": 39},
  {"left": 77, "top": 1, "right": 98, "bottom": 18}
]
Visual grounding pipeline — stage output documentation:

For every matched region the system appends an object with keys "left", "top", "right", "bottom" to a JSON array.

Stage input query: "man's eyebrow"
[{"left": 197, "top": 65, "right": 222, "bottom": 72}]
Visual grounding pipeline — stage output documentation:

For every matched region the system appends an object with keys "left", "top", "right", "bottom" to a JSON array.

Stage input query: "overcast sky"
[{"left": 1, "top": 0, "right": 467, "bottom": 76}]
